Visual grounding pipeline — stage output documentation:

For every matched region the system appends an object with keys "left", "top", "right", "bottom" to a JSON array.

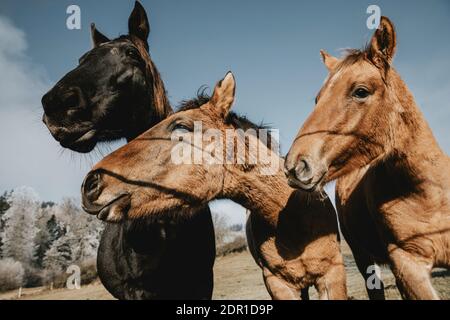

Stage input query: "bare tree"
[{"left": 211, "top": 211, "right": 230, "bottom": 249}]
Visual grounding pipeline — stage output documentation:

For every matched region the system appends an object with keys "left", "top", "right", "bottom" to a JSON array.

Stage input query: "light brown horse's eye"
[
  {"left": 172, "top": 123, "right": 193, "bottom": 133},
  {"left": 353, "top": 88, "right": 370, "bottom": 99}
]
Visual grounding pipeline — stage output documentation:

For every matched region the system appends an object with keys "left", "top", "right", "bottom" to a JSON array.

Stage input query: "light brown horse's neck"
[
  {"left": 222, "top": 161, "right": 292, "bottom": 227},
  {"left": 379, "top": 69, "right": 448, "bottom": 188}
]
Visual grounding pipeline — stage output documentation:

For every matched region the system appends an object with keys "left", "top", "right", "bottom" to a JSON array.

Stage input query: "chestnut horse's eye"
[
  {"left": 353, "top": 88, "right": 370, "bottom": 99},
  {"left": 172, "top": 123, "right": 193, "bottom": 134}
]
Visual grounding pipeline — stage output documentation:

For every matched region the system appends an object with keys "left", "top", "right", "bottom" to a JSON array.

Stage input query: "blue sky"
[{"left": 0, "top": 0, "right": 449, "bottom": 224}]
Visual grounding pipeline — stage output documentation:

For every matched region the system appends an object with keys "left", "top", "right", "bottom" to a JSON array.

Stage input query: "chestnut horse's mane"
[
  {"left": 177, "top": 88, "right": 275, "bottom": 149},
  {"left": 336, "top": 47, "right": 390, "bottom": 77}
]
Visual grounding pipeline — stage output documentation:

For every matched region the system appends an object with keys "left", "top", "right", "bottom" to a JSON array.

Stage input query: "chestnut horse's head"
[
  {"left": 285, "top": 17, "right": 402, "bottom": 191},
  {"left": 41, "top": 2, "right": 169, "bottom": 153},
  {"left": 81, "top": 72, "right": 240, "bottom": 222}
]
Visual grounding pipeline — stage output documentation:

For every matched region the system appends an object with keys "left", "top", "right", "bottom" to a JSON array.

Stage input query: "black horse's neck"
[{"left": 125, "top": 52, "right": 173, "bottom": 142}]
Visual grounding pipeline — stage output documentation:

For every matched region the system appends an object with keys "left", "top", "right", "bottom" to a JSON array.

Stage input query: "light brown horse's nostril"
[
  {"left": 82, "top": 171, "right": 102, "bottom": 204},
  {"left": 294, "top": 158, "right": 314, "bottom": 184}
]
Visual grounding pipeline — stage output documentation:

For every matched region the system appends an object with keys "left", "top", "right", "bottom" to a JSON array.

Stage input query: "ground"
[{"left": 1, "top": 244, "right": 449, "bottom": 300}]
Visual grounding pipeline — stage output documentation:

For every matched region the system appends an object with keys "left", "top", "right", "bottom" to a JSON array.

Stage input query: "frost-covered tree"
[
  {"left": 211, "top": 211, "right": 230, "bottom": 248},
  {"left": 0, "top": 258, "right": 25, "bottom": 291},
  {"left": 43, "top": 198, "right": 102, "bottom": 271},
  {"left": 0, "top": 187, "right": 39, "bottom": 265},
  {"left": 33, "top": 206, "right": 64, "bottom": 269},
  {"left": 43, "top": 227, "right": 74, "bottom": 272},
  {"left": 0, "top": 191, "right": 11, "bottom": 258}
]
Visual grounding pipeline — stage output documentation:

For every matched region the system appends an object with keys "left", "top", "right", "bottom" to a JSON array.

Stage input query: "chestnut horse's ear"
[
  {"left": 128, "top": 1, "right": 150, "bottom": 44},
  {"left": 90, "top": 23, "right": 110, "bottom": 48},
  {"left": 320, "top": 50, "right": 339, "bottom": 72},
  {"left": 210, "top": 72, "right": 236, "bottom": 118},
  {"left": 368, "top": 16, "right": 397, "bottom": 68}
]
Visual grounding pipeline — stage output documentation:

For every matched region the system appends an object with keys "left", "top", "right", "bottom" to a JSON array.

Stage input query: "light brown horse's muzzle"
[
  {"left": 81, "top": 170, "right": 131, "bottom": 222},
  {"left": 284, "top": 152, "right": 328, "bottom": 192}
]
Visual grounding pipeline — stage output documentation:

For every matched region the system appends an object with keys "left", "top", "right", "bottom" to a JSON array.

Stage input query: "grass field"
[{"left": 1, "top": 245, "right": 449, "bottom": 300}]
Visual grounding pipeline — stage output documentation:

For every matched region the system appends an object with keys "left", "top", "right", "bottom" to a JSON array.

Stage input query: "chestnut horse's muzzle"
[
  {"left": 284, "top": 154, "right": 327, "bottom": 192},
  {"left": 81, "top": 171, "right": 131, "bottom": 222}
]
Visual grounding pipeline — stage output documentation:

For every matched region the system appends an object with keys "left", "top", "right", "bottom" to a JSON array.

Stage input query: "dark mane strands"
[
  {"left": 177, "top": 90, "right": 271, "bottom": 132},
  {"left": 336, "top": 46, "right": 390, "bottom": 80},
  {"left": 128, "top": 35, "right": 173, "bottom": 123}
]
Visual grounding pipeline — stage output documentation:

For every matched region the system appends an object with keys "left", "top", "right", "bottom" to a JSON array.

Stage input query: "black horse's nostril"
[
  {"left": 82, "top": 171, "right": 102, "bottom": 204},
  {"left": 42, "top": 88, "right": 83, "bottom": 115},
  {"left": 41, "top": 91, "right": 55, "bottom": 114},
  {"left": 62, "top": 90, "right": 81, "bottom": 110}
]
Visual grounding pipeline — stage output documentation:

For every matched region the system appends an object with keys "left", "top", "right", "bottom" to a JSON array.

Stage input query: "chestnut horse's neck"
[
  {"left": 377, "top": 69, "right": 449, "bottom": 188},
  {"left": 222, "top": 161, "right": 291, "bottom": 227},
  {"left": 127, "top": 37, "right": 173, "bottom": 141}
]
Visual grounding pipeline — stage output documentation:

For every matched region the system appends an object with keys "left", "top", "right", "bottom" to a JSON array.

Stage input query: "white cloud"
[
  {"left": 0, "top": 17, "right": 48, "bottom": 111},
  {"left": 0, "top": 16, "right": 99, "bottom": 201}
]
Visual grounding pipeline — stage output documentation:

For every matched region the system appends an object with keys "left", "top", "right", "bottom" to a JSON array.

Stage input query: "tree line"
[{"left": 0, "top": 187, "right": 102, "bottom": 292}]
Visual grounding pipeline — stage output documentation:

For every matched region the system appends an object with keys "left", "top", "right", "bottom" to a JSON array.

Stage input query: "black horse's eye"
[
  {"left": 126, "top": 49, "right": 140, "bottom": 60},
  {"left": 353, "top": 87, "right": 370, "bottom": 99}
]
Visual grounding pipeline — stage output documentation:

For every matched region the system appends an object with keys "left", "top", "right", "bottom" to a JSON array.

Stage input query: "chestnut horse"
[
  {"left": 80, "top": 72, "right": 348, "bottom": 300},
  {"left": 285, "top": 17, "right": 450, "bottom": 299},
  {"left": 41, "top": 2, "right": 215, "bottom": 299}
]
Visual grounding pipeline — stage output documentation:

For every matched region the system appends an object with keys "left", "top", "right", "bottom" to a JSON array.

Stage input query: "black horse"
[{"left": 41, "top": 2, "right": 215, "bottom": 299}]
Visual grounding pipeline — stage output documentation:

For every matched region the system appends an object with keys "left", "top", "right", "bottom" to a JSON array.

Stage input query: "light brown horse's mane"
[
  {"left": 336, "top": 47, "right": 390, "bottom": 79},
  {"left": 177, "top": 89, "right": 276, "bottom": 150},
  {"left": 334, "top": 48, "right": 367, "bottom": 72}
]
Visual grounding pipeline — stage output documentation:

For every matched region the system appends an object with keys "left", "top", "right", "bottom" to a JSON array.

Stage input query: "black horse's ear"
[
  {"left": 128, "top": 1, "right": 150, "bottom": 43},
  {"left": 90, "top": 23, "right": 110, "bottom": 48}
]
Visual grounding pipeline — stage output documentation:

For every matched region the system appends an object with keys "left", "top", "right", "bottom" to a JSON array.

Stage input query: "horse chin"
[
  {"left": 94, "top": 194, "right": 131, "bottom": 223},
  {"left": 60, "top": 129, "right": 98, "bottom": 153},
  {"left": 287, "top": 173, "right": 326, "bottom": 193},
  {"left": 127, "top": 199, "right": 199, "bottom": 224}
]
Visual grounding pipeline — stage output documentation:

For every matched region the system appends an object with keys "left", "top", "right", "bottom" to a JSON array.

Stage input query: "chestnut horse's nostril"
[
  {"left": 294, "top": 158, "right": 314, "bottom": 184},
  {"left": 82, "top": 171, "right": 102, "bottom": 204}
]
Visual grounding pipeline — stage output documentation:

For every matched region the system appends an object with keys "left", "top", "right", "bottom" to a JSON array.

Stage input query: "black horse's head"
[{"left": 42, "top": 1, "right": 170, "bottom": 153}]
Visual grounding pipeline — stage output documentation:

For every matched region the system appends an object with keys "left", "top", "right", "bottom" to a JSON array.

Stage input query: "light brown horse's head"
[
  {"left": 285, "top": 17, "right": 403, "bottom": 191},
  {"left": 81, "top": 72, "right": 241, "bottom": 222}
]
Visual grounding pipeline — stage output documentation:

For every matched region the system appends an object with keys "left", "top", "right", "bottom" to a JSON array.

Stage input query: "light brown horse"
[
  {"left": 80, "top": 72, "right": 347, "bottom": 300},
  {"left": 285, "top": 17, "right": 450, "bottom": 300}
]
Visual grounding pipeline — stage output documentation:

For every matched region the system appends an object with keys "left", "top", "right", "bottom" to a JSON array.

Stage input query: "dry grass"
[{"left": 1, "top": 243, "right": 449, "bottom": 300}]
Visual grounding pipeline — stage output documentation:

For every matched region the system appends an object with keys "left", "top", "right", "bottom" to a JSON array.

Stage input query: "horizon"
[{"left": 0, "top": 0, "right": 449, "bottom": 225}]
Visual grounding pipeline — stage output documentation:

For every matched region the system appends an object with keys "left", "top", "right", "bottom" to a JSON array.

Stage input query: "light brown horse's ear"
[
  {"left": 368, "top": 16, "right": 397, "bottom": 68},
  {"left": 90, "top": 23, "right": 110, "bottom": 48},
  {"left": 320, "top": 50, "right": 339, "bottom": 72},
  {"left": 128, "top": 1, "right": 150, "bottom": 43},
  {"left": 210, "top": 72, "right": 236, "bottom": 118}
]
